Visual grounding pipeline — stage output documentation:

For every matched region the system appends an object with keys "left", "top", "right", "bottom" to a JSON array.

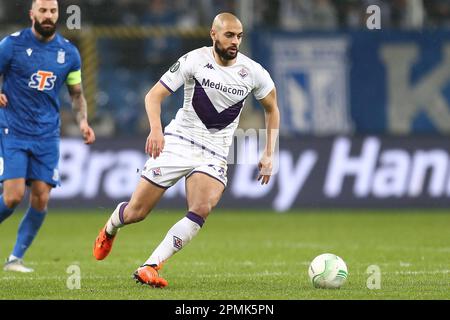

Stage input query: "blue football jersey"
[{"left": 0, "top": 28, "right": 81, "bottom": 138}]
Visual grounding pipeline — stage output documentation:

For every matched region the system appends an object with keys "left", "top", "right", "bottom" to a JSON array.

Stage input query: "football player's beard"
[
  {"left": 214, "top": 41, "right": 238, "bottom": 61},
  {"left": 34, "top": 19, "right": 57, "bottom": 38}
]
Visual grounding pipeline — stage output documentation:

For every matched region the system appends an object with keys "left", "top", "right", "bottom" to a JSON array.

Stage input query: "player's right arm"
[
  {"left": 144, "top": 81, "right": 172, "bottom": 159},
  {"left": 0, "top": 36, "right": 14, "bottom": 108},
  {"left": 144, "top": 52, "right": 193, "bottom": 159}
]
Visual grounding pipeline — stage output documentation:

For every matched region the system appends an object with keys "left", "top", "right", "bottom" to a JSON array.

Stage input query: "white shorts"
[{"left": 141, "top": 133, "right": 228, "bottom": 189}]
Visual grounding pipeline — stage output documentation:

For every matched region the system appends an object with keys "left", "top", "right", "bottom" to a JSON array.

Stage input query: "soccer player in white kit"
[{"left": 93, "top": 12, "right": 280, "bottom": 288}]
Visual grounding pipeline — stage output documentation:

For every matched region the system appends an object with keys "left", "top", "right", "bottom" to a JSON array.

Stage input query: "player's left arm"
[
  {"left": 257, "top": 88, "right": 280, "bottom": 185},
  {"left": 67, "top": 82, "right": 96, "bottom": 144}
]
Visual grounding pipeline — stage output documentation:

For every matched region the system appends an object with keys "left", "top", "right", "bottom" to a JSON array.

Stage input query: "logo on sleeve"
[
  {"left": 29, "top": 70, "right": 57, "bottom": 91},
  {"left": 169, "top": 61, "right": 180, "bottom": 73}
]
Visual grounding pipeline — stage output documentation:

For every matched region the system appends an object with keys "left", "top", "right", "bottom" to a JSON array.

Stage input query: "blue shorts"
[{"left": 0, "top": 132, "right": 60, "bottom": 187}]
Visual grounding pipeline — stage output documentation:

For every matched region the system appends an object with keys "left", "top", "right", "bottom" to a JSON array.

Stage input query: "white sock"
[
  {"left": 105, "top": 202, "right": 128, "bottom": 236},
  {"left": 144, "top": 212, "right": 204, "bottom": 266}
]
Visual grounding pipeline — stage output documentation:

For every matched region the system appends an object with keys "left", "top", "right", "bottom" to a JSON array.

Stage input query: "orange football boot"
[
  {"left": 93, "top": 227, "right": 116, "bottom": 260},
  {"left": 133, "top": 265, "right": 168, "bottom": 288}
]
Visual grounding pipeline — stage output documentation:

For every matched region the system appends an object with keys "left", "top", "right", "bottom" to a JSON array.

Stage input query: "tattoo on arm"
[{"left": 68, "top": 84, "right": 87, "bottom": 124}]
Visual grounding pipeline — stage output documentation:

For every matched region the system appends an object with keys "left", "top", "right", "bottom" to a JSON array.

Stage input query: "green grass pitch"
[{"left": 0, "top": 209, "right": 449, "bottom": 300}]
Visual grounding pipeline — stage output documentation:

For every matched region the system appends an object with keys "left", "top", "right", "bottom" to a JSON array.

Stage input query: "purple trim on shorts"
[
  {"left": 164, "top": 132, "right": 227, "bottom": 161},
  {"left": 186, "top": 211, "right": 205, "bottom": 227},
  {"left": 185, "top": 171, "right": 227, "bottom": 189},
  {"left": 119, "top": 202, "right": 128, "bottom": 225},
  {"left": 141, "top": 175, "right": 170, "bottom": 189},
  {"left": 159, "top": 80, "right": 174, "bottom": 93}
]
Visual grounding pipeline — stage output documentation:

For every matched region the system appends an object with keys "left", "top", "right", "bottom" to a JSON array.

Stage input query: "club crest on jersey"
[
  {"left": 238, "top": 68, "right": 249, "bottom": 79},
  {"left": 57, "top": 49, "right": 65, "bottom": 64},
  {"left": 29, "top": 70, "right": 57, "bottom": 91}
]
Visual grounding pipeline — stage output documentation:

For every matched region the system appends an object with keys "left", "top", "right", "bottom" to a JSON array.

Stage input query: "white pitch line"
[{"left": 393, "top": 270, "right": 450, "bottom": 275}]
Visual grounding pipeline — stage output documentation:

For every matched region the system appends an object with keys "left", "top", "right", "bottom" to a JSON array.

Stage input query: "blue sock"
[
  {"left": 12, "top": 207, "right": 47, "bottom": 259},
  {"left": 0, "top": 196, "right": 16, "bottom": 224}
]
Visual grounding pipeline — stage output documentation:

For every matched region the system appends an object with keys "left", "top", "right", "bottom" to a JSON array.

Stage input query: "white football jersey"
[{"left": 160, "top": 46, "right": 274, "bottom": 158}]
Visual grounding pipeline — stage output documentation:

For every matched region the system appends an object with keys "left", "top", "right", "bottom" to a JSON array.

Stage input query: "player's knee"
[
  {"left": 189, "top": 203, "right": 212, "bottom": 218},
  {"left": 30, "top": 192, "right": 50, "bottom": 211},
  {"left": 3, "top": 192, "right": 24, "bottom": 208}
]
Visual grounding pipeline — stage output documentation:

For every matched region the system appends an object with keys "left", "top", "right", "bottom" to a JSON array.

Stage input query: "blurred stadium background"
[
  {"left": 1, "top": 0, "right": 450, "bottom": 301},
  {"left": 0, "top": 0, "right": 449, "bottom": 204},
  {"left": 2, "top": 0, "right": 450, "bottom": 211}
]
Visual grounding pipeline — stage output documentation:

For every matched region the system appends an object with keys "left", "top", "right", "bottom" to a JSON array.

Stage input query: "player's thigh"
[
  {"left": 0, "top": 134, "right": 29, "bottom": 182},
  {"left": 127, "top": 177, "right": 167, "bottom": 217},
  {"left": 185, "top": 172, "right": 225, "bottom": 219},
  {"left": 28, "top": 138, "right": 60, "bottom": 187}
]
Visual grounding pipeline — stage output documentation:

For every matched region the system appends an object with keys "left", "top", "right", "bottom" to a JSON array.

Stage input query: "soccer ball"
[{"left": 308, "top": 253, "right": 348, "bottom": 289}]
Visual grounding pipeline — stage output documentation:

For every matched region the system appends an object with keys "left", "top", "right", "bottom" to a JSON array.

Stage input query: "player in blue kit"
[{"left": 0, "top": 0, "right": 95, "bottom": 272}]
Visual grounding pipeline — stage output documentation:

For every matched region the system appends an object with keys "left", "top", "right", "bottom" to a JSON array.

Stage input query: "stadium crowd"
[
  {"left": 1, "top": 0, "right": 448, "bottom": 137},
  {"left": 1, "top": 0, "right": 449, "bottom": 29}
]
